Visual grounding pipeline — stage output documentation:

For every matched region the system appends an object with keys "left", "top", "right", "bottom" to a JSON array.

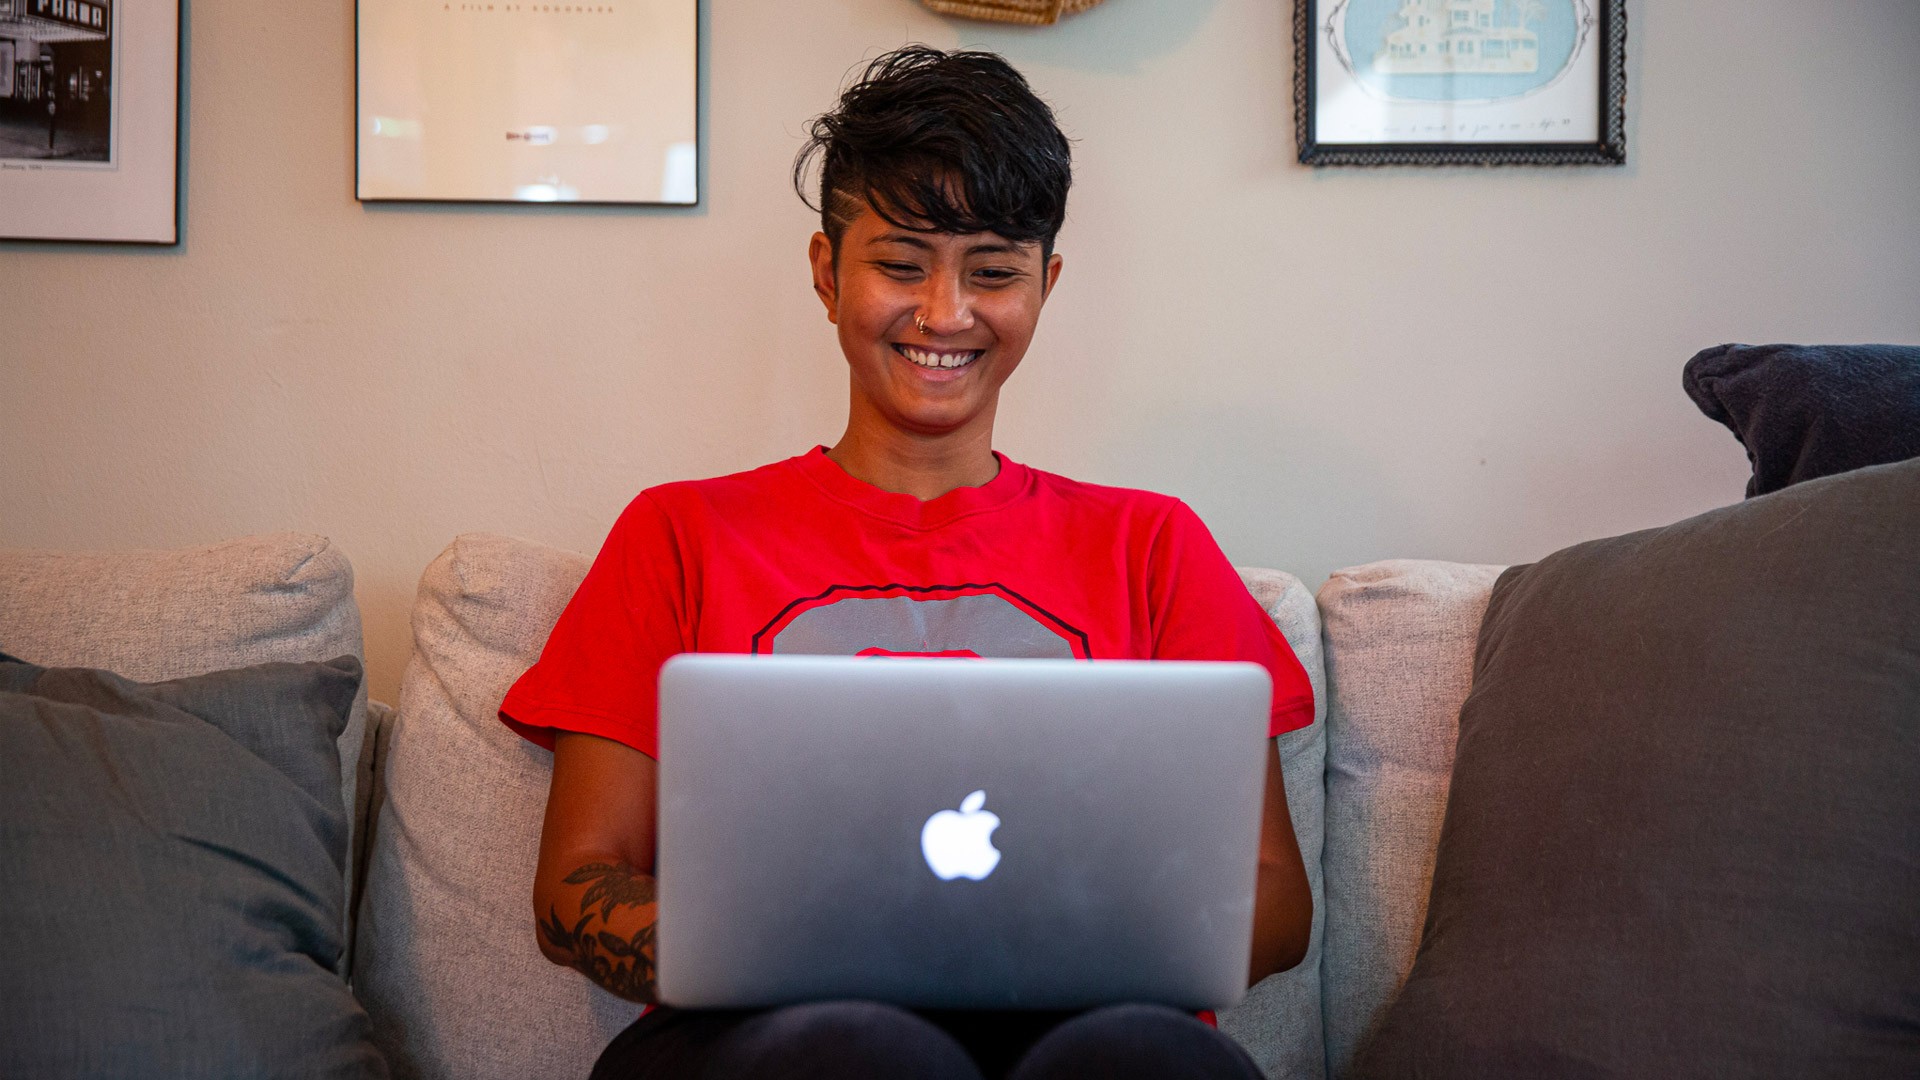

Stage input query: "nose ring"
[{"left": 915, "top": 311, "right": 930, "bottom": 336}]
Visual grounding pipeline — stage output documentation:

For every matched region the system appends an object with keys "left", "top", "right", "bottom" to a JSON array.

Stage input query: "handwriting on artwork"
[
  {"left": 444, "top": 4, "right": 618, "bottom": 13},
  {"left": 1382, "top": 117, "right": 1577, "bottom": 137}
]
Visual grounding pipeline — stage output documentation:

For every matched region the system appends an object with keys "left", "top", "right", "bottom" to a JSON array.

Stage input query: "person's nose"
[{"left": 915, "top": 269, "right": 976, "bottom": 337}]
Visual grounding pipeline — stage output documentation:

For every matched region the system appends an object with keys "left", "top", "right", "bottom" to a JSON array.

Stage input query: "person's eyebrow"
[
  {"left": 964, "top": 241, "right": 1021, "bottom": 257},
  {"left": 873, "top": 233, "right": 936, "bottom": 251}
]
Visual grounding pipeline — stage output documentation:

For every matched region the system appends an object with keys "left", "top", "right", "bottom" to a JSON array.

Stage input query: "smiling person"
[{"left": 500, "top": 46, "right": 1314, "bottom": 1080}]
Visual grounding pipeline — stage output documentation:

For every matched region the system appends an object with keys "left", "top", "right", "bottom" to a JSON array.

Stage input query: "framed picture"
[
  {"left": 1295, "top": 0, "right": 1626, "bottom": 166},
  {"left": 0, "top": 0, "right": 182, "bottom": 244},
  {"left": 356, "top": 0, "right": 699, "bottom": 205}
]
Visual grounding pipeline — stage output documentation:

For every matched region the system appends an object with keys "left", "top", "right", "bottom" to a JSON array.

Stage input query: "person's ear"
[
  {"left": 809, "top": 232, "right": 839, "bottom": 324},
  {"left": 1041, "top": 252, "right": 1064, "bottom": 302}
]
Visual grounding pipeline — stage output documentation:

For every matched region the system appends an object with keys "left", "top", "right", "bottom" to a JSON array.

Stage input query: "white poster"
[{"left": 357, "top": 0, "right": 698, "bottom": 204}]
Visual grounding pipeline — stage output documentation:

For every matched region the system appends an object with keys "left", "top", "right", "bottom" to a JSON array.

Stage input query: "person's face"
[{"left": 810, "top": 202, "right": 1064, "bottom": 440}]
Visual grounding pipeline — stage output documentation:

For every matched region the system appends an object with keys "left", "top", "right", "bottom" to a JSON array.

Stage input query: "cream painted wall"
[{"left": 4, "top": 0, "right": 1918, "bottom": 705}]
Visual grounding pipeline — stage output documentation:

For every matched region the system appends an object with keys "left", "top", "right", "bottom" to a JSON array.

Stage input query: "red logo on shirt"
[
  {"left": 855, "top": 648, "right": 983, "bottom": 659},
  {"left": 751, "top": 583, "right": 1090, "bottom": 660}
]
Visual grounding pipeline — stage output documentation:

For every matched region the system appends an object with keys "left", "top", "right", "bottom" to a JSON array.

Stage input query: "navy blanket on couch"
[{"left": 1683, "top": 342, "right": 1920, "bottom": 497}]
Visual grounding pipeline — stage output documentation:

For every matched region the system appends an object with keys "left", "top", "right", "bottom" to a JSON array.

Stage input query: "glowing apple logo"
[{"left": 920, "top": 790, "right": 1002, "bottom": 881}]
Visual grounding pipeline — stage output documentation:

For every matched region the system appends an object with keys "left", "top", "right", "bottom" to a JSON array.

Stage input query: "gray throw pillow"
[
  {"left": 0, "top": 655, "right": 388, "bottom": 1080},
  {"left": 1353, "top": 458, "right": 1920, "bottom": 1079}
]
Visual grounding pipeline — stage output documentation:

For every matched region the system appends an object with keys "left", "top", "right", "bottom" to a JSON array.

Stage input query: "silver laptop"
[{"left": 654, "top": 654, "right": 1271, "bottom": 1011}]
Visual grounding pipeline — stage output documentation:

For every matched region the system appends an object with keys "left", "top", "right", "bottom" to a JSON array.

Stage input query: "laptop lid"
[{"left": 655, "top": 654, "right": 1270, "bottom": 1011}]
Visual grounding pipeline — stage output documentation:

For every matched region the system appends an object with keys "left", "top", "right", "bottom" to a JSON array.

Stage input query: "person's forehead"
[
  {"left": 866, "top": 229, "right": 1028, "bottom": 257},
  {"left": 845, "top": 214, "right": 1028, "bottom": 256}
]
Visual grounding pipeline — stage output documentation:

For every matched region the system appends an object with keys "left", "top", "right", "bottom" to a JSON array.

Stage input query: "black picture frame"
[
  {"left": 1295, "top": 0, "right": 1626, "bottom": 167},
  {"left": 0, "top": 0, "right": 183, "bottom": 244}
]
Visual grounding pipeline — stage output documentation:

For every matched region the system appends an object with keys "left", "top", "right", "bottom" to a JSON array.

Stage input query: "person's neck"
[{"left": 824, "top": 425, "right": 1000, "bottom": 502}]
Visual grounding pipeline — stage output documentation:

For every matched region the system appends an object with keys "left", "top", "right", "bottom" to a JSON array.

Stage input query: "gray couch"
[{"left": 1, "top": 532, "right": 1504, "bottom": 1080}]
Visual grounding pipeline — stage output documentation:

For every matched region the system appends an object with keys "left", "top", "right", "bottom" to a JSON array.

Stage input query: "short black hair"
[{"left": 794, "top": 46, "right": 1073, "bottom": 261}]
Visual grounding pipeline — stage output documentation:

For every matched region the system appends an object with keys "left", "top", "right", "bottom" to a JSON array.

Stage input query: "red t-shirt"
[{"left": 501, "top": 448, "right": 1313, "bottom": 756}]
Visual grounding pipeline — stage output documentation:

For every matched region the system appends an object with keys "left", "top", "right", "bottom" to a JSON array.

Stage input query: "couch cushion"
[
  {"left": 1217, "top": 569, "right": 1328, "bottom": 1080},
  {"left": 0, "top": 655, "right": 386, "bottom": 1079},
  {"left": 1316, "top": 559, "right": 1504, "bottom": 1077},
  {"left": 0, "top": 532, "right": 371, "bottom": 936},
  {"left": 352, "top": 534, "right": 636, "bottom": 1080},
  {"left": 1352, "top": 458, "right": 1920, "bottom": 1079}
]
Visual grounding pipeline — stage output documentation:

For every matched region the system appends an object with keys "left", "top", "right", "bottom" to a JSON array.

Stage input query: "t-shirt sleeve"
[
  {"left": 498, "top": 491, "right": 689, "bottom": 757},
  {"left": 1145, "top": 500, "right": 1315, "bottom": 736}
]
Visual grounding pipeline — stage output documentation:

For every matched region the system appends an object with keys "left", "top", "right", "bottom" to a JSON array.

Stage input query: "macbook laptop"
[{"left": 654, "top": 654, "right": 1271, "bottom": 1011}]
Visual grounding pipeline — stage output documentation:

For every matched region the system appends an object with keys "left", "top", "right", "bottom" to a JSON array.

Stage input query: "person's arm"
[
  {"left": 532, "top": 731, "right": 661, "bottom": 1003},
  {"left": 1248, "top": 737, "right": 1312, "bottom": 984},
  {"left": 1139, "top": 500, "right": 1314, "bottom": 983}
]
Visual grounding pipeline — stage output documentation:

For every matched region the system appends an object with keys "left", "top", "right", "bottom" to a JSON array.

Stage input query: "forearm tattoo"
[{"left": 539, "top": 862, "right": 659, "bottom": 1002}]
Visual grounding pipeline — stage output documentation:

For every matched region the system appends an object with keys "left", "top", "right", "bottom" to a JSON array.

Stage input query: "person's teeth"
[{"left": 900, "top": 346, "right": 978, "bottom": 369}]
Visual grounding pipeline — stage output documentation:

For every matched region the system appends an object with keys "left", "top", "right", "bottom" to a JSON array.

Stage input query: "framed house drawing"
[
  {"left": 0, "top": 0, "right": 182, "bottom": 244},
  {"left": 356, "top": 0, "right": 698, "bottom": 205},
  {"left": 1296, "top": 0, "right": 1626, "bottom": 166}
]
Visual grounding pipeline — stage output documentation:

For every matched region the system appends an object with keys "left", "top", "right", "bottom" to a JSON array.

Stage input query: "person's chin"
[{"left": 893, "top": 401, "right": 983, "bottom": 435}]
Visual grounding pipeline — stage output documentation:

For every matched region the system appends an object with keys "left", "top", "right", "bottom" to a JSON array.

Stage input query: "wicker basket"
[{"left": 920, "top": 0, "right": 1107, "bottom": 26}]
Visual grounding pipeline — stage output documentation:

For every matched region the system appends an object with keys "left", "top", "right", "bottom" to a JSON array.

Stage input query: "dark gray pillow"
[
  {"left": 0, "top": 655, "right": 388, "bottom": 1079},
  {"left": 1683, "top": 342, "right": 1920, "bottom": 497},
  {"left": 1354, "top": 458, "right": 1920, "bottom": 1080}
]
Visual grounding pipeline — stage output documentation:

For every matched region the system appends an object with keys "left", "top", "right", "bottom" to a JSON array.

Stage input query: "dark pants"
[{"left": 590, "top": 1002, "right": 1264, "bottom": 1080}]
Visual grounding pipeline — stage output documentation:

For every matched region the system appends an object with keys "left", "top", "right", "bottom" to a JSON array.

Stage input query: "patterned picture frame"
[{"left": 1296, "top": 0, "right": 1626, "bottom": 166}]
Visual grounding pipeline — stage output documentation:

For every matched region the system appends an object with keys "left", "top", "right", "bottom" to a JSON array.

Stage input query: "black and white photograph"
[
  {"left": 0, "top": 0, "right": 177, "bottom": 243},
  {"left": 0, "top": 0, "right": 114, "bottom": 165}
]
